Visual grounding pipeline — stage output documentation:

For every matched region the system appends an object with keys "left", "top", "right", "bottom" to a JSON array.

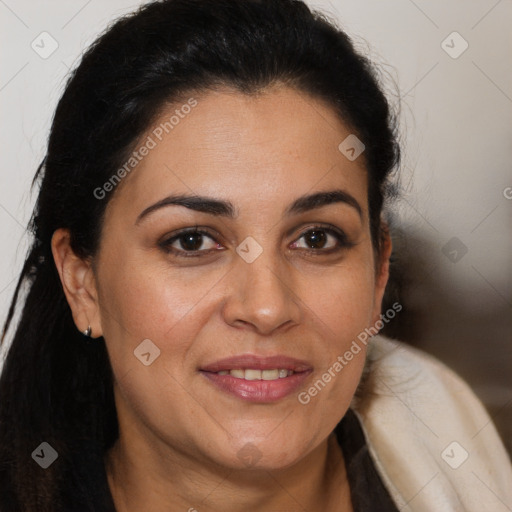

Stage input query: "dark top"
[
  {"left": 80, "top": 408, "right": 399, "bottom": 511},
  {"left": 335, "top": 408, "right": 399, "bottom": 511}
]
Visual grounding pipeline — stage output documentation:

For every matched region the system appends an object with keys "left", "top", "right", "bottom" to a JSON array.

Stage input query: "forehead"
[{"left": 106, "top": 86, "right": 368, "bottom": 219}]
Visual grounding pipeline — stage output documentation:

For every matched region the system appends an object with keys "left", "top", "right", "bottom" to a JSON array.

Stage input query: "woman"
[{"left": 1, "top": 0, "right": 510, "bottom": 510}]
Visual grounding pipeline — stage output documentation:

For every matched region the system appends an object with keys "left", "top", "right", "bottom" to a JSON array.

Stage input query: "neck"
[{"left": 105, "top": 427, "right": 351, "bottom": 512}]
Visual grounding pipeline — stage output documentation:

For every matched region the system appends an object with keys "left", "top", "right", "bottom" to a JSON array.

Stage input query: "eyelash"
[{"left": 159, "top": 225, "right": 354, "bottom": 258}]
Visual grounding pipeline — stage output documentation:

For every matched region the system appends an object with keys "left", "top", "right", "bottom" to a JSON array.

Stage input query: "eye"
[
  {"left": 159, "top": 225, "right": 353, "bottom": 259},
  {"left": 291, "top": 226, "right": 352, "bottom": 253},
  {"left": 159, "top": 227, "right": 221, "bottom": 257}
]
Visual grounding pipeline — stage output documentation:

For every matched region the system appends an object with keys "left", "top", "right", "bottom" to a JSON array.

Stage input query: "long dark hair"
[{"left": 0, "top": 0, "right": 400, "bottom": 509}]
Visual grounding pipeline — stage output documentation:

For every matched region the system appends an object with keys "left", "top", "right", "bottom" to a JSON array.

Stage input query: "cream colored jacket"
[{"left": 354, "top": 335, "right": 512, "bottom": 511}]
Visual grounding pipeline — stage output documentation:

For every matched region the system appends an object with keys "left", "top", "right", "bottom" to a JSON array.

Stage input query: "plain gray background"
[{"left": 1, "top": 0, "right": 511, "bottom": 452}]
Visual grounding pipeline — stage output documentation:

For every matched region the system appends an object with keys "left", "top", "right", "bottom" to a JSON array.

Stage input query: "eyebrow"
[{"left": 135, "top": 188, "right": 362, "bottom": 225}]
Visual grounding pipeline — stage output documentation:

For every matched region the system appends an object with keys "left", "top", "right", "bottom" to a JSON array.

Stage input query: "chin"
[{"left": 209, "top": 435, "right": 310, "bottom": 472}]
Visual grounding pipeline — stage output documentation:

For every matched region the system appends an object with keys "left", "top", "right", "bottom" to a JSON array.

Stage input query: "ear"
[
  {"left": 51, "top": 228, "right": 103, "bottom": 338},
  {"left": 370, "top": 221, "right": 392, "bottom": 326}
]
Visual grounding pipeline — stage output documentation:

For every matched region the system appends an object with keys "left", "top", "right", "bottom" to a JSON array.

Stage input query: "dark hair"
[{"left": 0, "top": 0, "right": 400, "bottom": 509}]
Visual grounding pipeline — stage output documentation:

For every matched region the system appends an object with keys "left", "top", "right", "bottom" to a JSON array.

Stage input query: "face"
[{"left": 56, "top": 85, "right": 390, "bottom": 472}]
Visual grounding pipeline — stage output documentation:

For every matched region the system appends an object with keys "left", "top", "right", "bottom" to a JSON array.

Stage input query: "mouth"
[
  {"left": 200, "top": 355, "right": 313, "bottom": 403},
  {"left": 215, "top": 368, "right": 296, "bottom": 380}
]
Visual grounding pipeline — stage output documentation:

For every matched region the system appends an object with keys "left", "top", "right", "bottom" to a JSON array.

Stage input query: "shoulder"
[{"left": 352, "top": 334, "right": 512, "bottom": 512}]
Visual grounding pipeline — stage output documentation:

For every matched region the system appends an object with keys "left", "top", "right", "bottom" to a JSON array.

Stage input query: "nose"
[{"left": 221, "top": 247, "right": 301, "bottom": 336}]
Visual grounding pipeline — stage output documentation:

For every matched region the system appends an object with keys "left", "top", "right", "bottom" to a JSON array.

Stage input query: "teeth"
[
  {"left": 218, "top": 369, "right": 295, "bottom": 380},
  {"left": 244, "top": 369, "right": 261, "bottom": 380},
  {"left": 262, "top": 369, "right": 279, "bottom": 380}
]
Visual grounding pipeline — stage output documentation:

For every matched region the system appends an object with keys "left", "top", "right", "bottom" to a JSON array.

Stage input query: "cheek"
[
  {"left": 95, "top": 260, "right": 228, "bottom": 446},
  {"left": 97, "top": 258, "right": 226, "bottom": 362},
  {"left": 299, "top": 258, "right": 376, "bottom": 405},
  {"left": 306, "top": 257, "right": 377, "bottom": 336}
]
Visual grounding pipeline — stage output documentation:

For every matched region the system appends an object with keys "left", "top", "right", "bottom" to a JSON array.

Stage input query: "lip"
[
  {"left": 200, "top": 354, "right": 313, "bottom": 403},
  {"left": 200, "top": 354, "right": 313, "bottom": 373}
]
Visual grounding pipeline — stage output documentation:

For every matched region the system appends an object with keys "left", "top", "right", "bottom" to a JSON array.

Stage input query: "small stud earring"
[{"left": 83, "top": 325, "right": 92, "bottom": 337}]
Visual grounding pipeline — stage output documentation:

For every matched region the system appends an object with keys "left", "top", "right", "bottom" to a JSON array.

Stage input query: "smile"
[
  {"left": 200, "top": 354, "right": 313, "bottom": 402},
  {"left": 217, "top": 369, "right": 294, "bottom": 380}
]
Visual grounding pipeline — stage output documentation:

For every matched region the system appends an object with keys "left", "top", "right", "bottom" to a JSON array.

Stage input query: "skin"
[{"left": 52, "top": 84, "right": 391, "bottom": 512}]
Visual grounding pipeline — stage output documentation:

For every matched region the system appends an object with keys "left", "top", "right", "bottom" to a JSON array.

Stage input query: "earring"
[{"left": 82, "top": 325, "right": 92, "bottom": 337}]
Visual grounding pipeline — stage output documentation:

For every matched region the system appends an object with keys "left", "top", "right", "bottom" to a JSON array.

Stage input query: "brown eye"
[
  {"left": 179, "top": 232, "right": 208, "bottom": 251},
  {"left": 159, "top": 228, "right": 221, "bottom": 257},
  {"left": 291, "top": 226, "right": 353, "bottom": 253},
  {"left": 303, "top": 230, "right": 328, "bottom": 249}
]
